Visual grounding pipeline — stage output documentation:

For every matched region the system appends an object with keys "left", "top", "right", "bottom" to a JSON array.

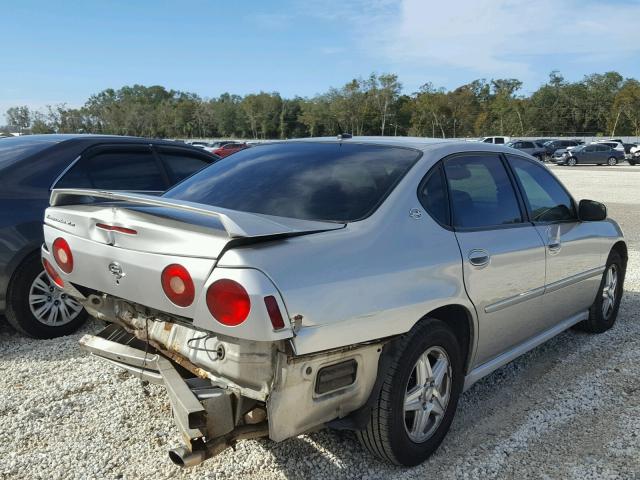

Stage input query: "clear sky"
[{"left": 2, "top": 0, "right": 640, "bottom": 120}]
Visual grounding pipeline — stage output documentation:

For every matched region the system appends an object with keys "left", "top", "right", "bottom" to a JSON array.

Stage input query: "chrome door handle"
[{"left": 468, "top": 249, "right": 490, "bottom": 267}]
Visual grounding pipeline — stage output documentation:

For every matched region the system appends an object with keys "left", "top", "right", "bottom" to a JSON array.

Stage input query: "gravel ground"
[{"left": 1, "top": 166, "right": 639, "bottom": 480}]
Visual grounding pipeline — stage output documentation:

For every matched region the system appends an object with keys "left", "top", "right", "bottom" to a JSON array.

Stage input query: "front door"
[
  {"left": 443, "top": 153, "right": 547, "bottom": 366},
  {"left": 506, "top": 155, "right": 604, "bottom": 325}
]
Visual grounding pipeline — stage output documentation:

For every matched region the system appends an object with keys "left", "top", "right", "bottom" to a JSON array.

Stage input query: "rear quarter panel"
[{"left": 218, "top": 149, "right": 474, "bottom": 355}]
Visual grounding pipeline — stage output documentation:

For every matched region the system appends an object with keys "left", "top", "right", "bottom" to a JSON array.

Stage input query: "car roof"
[{"left": 5, "top": 134, "right": 192, "bottom": 147}]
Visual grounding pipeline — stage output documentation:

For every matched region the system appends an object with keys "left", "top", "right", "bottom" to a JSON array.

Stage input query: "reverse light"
[
  {"left": 43, "top": 258, "right": 64, "bottom": 288},
  {"left": 161, "top": 264, "right": 195, "bottom": 307},
  {"left": 264, "top": 295, "right": 285, "bottom": 330},
  {"left": 206, "top": 279, "right": 251, "bottom": 326},
  {"left": 52, "top": 237, "right": 74, "bottom": 274}
]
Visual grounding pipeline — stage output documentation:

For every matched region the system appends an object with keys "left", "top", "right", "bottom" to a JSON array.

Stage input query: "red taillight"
[
  {"left": 52, "top": 237, "right": 73, "bottom": 274},
  {"left": 206, "top": 279, "right": 250, "bottom": 326},
  {"left": 161, "top": 264, "right": 195, "bottom": 307},
  {"left": 264, "top": 295, "right": 285, "bottom": 330},
  {"left": 96, "top": 223, "right": 138, "bottom": 235},
  {"left": 43, "top": 258, "right": 64, "bottom": 288}
]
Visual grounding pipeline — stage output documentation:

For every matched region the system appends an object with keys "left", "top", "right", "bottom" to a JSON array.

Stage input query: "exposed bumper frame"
[{"left": 79, "top": 326, "right": 210, "bottom": 449}]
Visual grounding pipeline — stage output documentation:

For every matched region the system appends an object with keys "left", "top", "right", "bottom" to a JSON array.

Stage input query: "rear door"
[
  {"left": 506, "top": 154, "right": 604, "bottom": 325},
  {"left": 443, "top": 153, "right": 547, "bottom": 366}
]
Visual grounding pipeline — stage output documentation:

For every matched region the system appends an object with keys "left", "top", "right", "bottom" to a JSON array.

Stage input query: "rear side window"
[
  {"left": 418, "top": 166, "right": 449, "bottom": 225},
  {"left": 508, "top": 155, "right": 576, "bottom": 222},
  {"left": 165, "top": 142, "right": 421, "bottom": 222},
  {"left": 444, "top": 154, "right": 522, "bottom": 229},
  {"left": 494, "top": 138, "right": 505, "bottom": 144},
  {"left": 158, "top": 148, "right": 212, "bottom": 184},
  {"left": 58, "top": 148, "right": 167, "bottom": 191}
]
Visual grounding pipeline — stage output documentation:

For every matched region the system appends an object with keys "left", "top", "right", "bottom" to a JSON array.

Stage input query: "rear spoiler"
[{"left": 50, "top": 188, "right": 344, "bottom": 238}]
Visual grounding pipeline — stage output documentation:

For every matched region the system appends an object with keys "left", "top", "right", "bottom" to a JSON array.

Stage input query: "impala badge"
[{"left": 108, "top": 262, "right": 125, "bottom": 281}]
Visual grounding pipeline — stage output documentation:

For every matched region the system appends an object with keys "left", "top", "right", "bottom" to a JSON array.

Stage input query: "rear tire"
[
  {"left": 357, "top": 318, "right": 463, "bottom": 466},
  {"left": 577, "top": 250, "right": 624, "bottom": 333},
  {"left": 5, "top": 253, "right": 87, "bottom": 338},
  {"left": 607, "top": 157, "right": 617, "bottom": 166}
]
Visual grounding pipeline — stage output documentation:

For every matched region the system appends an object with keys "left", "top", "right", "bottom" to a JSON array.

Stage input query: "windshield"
[
  {"left": 0, "top": 136, "right": 60, "bottom": 171},
  {"left": 164, "top": 142, "right": 421, "bottom": 222}
]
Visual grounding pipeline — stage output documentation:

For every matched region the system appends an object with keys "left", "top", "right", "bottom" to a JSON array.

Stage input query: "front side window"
[
  {"left": 444, "top": 154, "right": 522, "bottom": 229},
  {"left": 507, "top": 155, "right": 576, "bottom": 222},
  {"left": 494, "top": 138, "right": 505, "bottom": 144},
  {"left": 165, "top": 142, "right": 421, "bottom": 223},
  {"left": 158, "top": 148, "right": 212, "bottom": 184}
]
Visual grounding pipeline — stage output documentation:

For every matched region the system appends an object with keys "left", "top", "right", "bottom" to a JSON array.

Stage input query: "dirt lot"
[{"left": 1, "top": 164, "right": 639, "bottom": 480}]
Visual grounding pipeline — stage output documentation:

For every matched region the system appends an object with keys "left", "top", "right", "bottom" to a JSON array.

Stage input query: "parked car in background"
[
  {"left": 0, "top": 134, "right": 219, "bottom": 338},
  {"left": 622, "top": 143, "right": 637, "bottom": 159},
  {"left": 629, "top": 147, "right": 640, "bottom": 166},
  {"left": 593, "top": 140, "right": 625, "bottom": 156},
  {"left": 479, "top": 136, "right": 510, "bottom": 144},
  {"left": 556, "top": 143, "right": 625, "bottom": 166},
  {"left": 45, "top": 138, "right": 626, "bottom": 468},
  {"left": 506, "top": 140, "right": 547, "bottom": 160},
  {"left": 542, "top": 139, "right": 583, "bottom": 160},
  {"left": 212, "top": 142, "right": 250, "bottom": 157}
]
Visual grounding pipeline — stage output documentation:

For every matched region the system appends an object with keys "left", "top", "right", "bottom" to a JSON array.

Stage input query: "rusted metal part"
[{"left": 107, "top": 313, "right": 210, "bottom": 380}]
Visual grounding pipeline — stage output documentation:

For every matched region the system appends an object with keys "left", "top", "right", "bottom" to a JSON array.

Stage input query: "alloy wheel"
[
  {"left": 601, "top": 264, "right": 618, "bottom": 320},
  {"left": 29, "top": 271, "right": 83, "bottom": 326},
  {"left": 403, "top": 346, "right": 452, "bottom": 443}
]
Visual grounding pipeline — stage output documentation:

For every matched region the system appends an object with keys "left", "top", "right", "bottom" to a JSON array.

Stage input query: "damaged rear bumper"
[
  {"left": 80, "top": 320, "right": 384, "bottom": 467},
  {"left": 80, "top": 324, "right": 268, "bottom": 466}
]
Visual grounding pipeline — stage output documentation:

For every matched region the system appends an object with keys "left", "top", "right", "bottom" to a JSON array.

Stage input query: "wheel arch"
[
  {"left": 611, "top": 240, "right": 628, "bottom": 268},
  {"left": 420, "top": 304, "right": 475, "bottom": 375}
]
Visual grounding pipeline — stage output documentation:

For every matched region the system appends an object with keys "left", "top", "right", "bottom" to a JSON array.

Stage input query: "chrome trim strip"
[
  {"left": 484, "top": 286, "right": 545, "bottom": 314},
  {"left": 545, "top": 265, "right": 605, "bottom": 294},
  {"left": 484, "top": 265, "right": 605, "bottom": 314},
  {"left": 464, "top": 310, "right": 588, "bottom": 390},
  {"left": 50, "top": 155, "right": 82, "bottom": 190}
]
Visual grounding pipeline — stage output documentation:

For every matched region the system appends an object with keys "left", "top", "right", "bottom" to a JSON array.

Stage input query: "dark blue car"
[{"left": 0, "top": 134, "right": 218, "bottom": 338}]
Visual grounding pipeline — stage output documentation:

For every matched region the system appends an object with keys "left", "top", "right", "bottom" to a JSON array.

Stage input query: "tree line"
[{"left": 5, "top": 71, "right": 640, "bottom": 139}]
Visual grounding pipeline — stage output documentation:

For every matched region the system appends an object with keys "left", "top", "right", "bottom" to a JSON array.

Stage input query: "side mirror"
[{"left": 578, "top": 199, "right": 606, "bottom": 221}]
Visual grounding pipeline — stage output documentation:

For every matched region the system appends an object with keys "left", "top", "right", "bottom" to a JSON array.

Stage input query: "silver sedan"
[{"left": 41, "top": 137, "right": 627, "bottom": 468}]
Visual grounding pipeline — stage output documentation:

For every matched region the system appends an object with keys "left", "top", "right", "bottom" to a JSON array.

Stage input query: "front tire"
[
  {"left": 357, "top": 319, "right": 463, "bottom": 466},
  {"left": 5, "top": 253, "right": 87, "bottom": 338},
  {"left": 567, "top": 157, "right": 577, "bottom": 166},
  {"left": 577, "top": 250, "right": 625, "bottom": 333},
  {"left": 607, "top": 157, "right": 618, "bottom": 166}
]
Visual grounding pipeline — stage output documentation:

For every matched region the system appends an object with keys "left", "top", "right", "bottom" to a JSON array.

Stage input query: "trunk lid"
[{"left": 46, "top": 189, "right": 345, "bottom": 259}]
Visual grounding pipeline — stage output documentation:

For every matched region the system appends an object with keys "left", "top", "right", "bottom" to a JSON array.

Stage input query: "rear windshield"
[
  {"left": 164, "top": 142, "right": 421, "bottom": 222},
  {"left": 0, "top": 136, "right": 60, "bottom": 170}
]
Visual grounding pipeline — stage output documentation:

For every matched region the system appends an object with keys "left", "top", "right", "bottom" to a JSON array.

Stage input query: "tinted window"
[
  {"left": 494, "top": 138, "right": 505, "bottom": 144},
  {"left": 87, "top": 150, "right": 165, "bottom": 191},
  {"left": 482, "top": 138, "right": 493, "bottom": 143},
  {"left": 0, "top": 136, "right": 60, "bottom": 171},
  {"left": 521, "top": 142, "right": 534, "bottom": 149},
  {"left": 508, "top": 156, "right": 575, "bottom": 222},
  {"left": 159, "top": 148, "right": 212, "bottom": 184},
  {"left": 444, "top": 154, "right": 522, "bottom": 228},
  {"left": 418, "top": 166, "right": 449, "bottom": 225},
  {"left": 165, "top": 142, "right": 421, "bottom": 222},
  {"left": 55, "top": 160, "right": 92, "bottom": 188},
  {"left": 595, "top": 145, "right": 609, "bottom": 152}
]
